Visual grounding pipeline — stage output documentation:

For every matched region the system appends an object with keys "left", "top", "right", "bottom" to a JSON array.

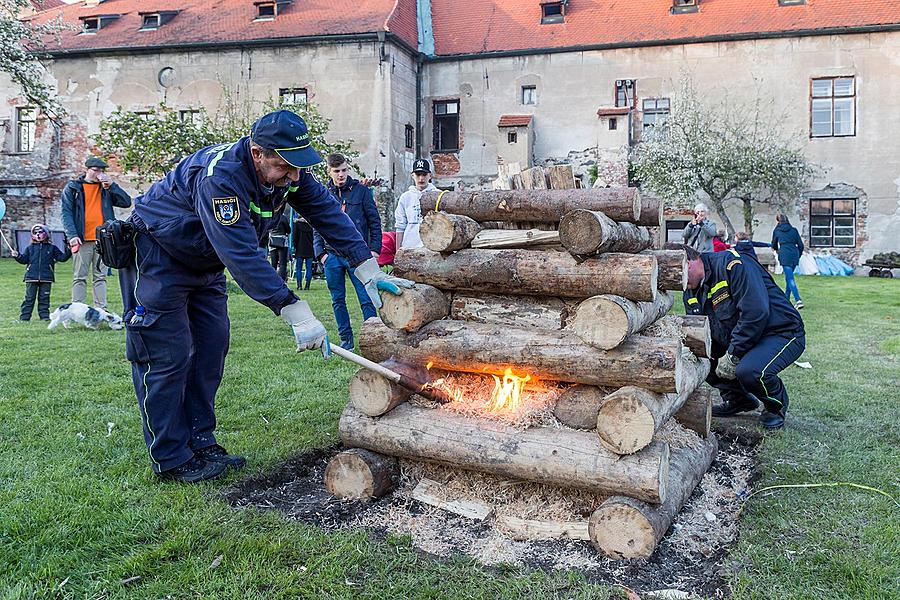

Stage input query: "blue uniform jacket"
[
  {"left": 771, "top": 223, "right": 804, "bottom": 268},
  {"left": 130, "top": 137, "right": 371, "bottom": 314},
  {"left": 733, "top": 240, "right": 770, "bottom": 259},
  {"left": 696, "top": 249, "right": 804, "bottom": 359},
  {"left": 313, "top": 176, "right": 382, "bottom": 259},
  {"left": 16, "top": 242, "right": 71, "bottom": 282},
  {"left": 60, "top": 176, "right": 133, "bottom": 240}
]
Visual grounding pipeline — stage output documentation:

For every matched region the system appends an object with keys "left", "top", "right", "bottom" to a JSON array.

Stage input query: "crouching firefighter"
[
  {"left": 682, "top": 244, "right": 806, "bottom": 429},
  {"left": 117, "top": 110, "right": 413, "bottom": 482}
]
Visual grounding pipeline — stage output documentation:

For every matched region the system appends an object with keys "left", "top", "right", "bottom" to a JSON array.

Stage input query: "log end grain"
[
  {"left": 379, "top": 283, "right": 449, "bottom": 332},
  {"left": 349, "top": 368, "right": 406, "bottom": 417},
  {"left": 324, "top": 448, "right": 398, "bottom": 500},
  {"left": 588, "top": 498, "right": 657, "bottom": 559},
  {"left": 596, "top": 386, "right": 658, "bottom": 455},
  {"left": 559, "top": 209, "right": 610, "bottom": 255},
  {"left": 569, "top": 295, "right": 630, "bottom": 350},
  {"left": 553, "top": 385, "right": 606, "bottom": 429}
]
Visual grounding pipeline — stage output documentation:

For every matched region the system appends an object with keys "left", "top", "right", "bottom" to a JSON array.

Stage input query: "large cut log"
[
  {"left": 324, "top": 448, "right": 398, "bottom": 500},
  {"left": 677, "top": 314, "right": 712, "bottom": 358},
  {"left": 394, "top": 247, "right": 658, "bottom": 302},
  {"left": 569, "top": 292, "right": 674, "bottom": 350},
  {"left": 553, "top": 385, "right": 606, "bottom": 429},
  {"left": 646, "top": 249, "right": 688, "bottom": 291},
  {"left": 340, "top": 402, "right": 670, "bottom": 503},
  {"left": 420, "top": 212, "right": 482, "bottom": 252},
  {"left": 360, "top": 319, "right": 684, "bottom": 393},
  {"left": 558, "top": 210, "right": 652, "bottom": 255},
  {"left": 379, "top": 283, "right": 449, "bottom": 332},
  {"left": 589, "top": 434, "right": 718, "bottom": 558},
  {"left": 520, "top": 166, "right": 549, "bottom": 189},
  {"left": 547, "top": 164, "right": 576, "bottom": 190},
  {"left": 596, "top": 356, "right": 710, "bottom": 454},
  {"left": 673, "top": 387, "right": 713, "bottom": 438},
  {"left": 450, "top": 293, "right": 570, "bottom": 330},
  {"left": 639, "top": 196, "right": 665, "bottom": 229},
  {"left": 470, "top": 229, "right": 561, "bottom": 249},
  {"left": 421, "top": 188, "right": 642, "bottom": 224},
  {"left": 348, "top": 358, "right": 430, "bottom": 417}
]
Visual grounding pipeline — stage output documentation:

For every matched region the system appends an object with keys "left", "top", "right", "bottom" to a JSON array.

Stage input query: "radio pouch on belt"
[{"left": 96, "top": 219, "right": 135, "bottom": 269}]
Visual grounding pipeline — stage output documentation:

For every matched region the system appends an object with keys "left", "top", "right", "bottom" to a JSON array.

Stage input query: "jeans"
[
  {"left": 783, "top": 265, "right": 802, "bottom": 302},
  {"left": 21, "top": 282, "right": 52, "bottom": 320},
  {"left": 295, "top": 257, "right": 314, "bottom": 288},
  {"left": 72, "top": 240, "right": 107, "bottom": 309},
  {"left": 323, "top": 254, "right": 376, "bottom": 343},
  {"left": 269, "top": 247, "right": 289, "bottom": 281}
]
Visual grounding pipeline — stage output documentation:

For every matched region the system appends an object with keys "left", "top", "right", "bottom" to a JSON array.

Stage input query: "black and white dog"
[{"left": 48, "top": 302, "right": 124, "bottom": 330}]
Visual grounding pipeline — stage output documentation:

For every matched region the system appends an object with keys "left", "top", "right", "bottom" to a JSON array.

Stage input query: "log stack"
[{"left": 325, "top": 181, "right": 717, "bottom": 560}]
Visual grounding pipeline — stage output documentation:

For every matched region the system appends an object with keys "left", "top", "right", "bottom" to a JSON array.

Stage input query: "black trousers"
[
  {"left": 21, "top": 282, "right": 52, "bottom": 320},
  {"left": 269, "top": 247, "right": 289, "bottom": 281}
]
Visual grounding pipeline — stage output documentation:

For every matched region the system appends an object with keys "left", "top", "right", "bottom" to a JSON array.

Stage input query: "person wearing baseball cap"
[
  {"left": 117, "top": 109, "right": 413, "bottom": 483},
  {"left": 395, "top": 158, "right": 438, "bottom": 249}
]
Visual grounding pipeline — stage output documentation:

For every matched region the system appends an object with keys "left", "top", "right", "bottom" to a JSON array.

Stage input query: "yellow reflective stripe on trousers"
[
  {"left": 759, "top": 337, "right": 797, "bottom": 408},
  {"left": 249, "top": 202, "right": 273, "bottom": 218},
  {"left": 707, "top": 280, "right": 728, "bottom": 298}
]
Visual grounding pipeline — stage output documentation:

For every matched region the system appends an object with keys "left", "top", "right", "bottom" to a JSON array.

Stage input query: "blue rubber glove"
[
  {"left": 353, "top": 257, "right": 415, "bottom": 309},
  {"left": 280, "top": 301, "right": 331, "bottom": 359}
]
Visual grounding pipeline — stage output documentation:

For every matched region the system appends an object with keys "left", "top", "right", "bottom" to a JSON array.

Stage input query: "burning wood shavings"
[{"left": 643, "top": 315, "right": 685, "bottom": 341}]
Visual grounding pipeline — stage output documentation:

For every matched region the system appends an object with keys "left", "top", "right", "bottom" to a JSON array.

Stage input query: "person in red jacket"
[
  {"left": 379, "top": 231, "right": 397, "bottom": 270},
  {"left": 712, "top": 229, "right": 731, "bottom": 252}
]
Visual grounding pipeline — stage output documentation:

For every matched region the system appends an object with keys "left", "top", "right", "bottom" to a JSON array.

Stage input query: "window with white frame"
[
  {"left": 809, "top": 198, "right": 856, "bottom": 247},
  {"left": 615, "top": 79, "right": 636, "bottom": 108},
  {"left": 521, "top": 86, "right": 537, "bottom": 106},
  {"left": 811, "top": 77, "right": 855, "bottom": 137},
  {"left": 433, "top": 100, "right": 459, "bottom": 151},
  {"left": 140, "top": 13, "right": 160, "bottom": 30},
  {"left": 179, "top": 110, "right": 202, "bottom": 124},
  {"left": 279, "top": 88, "right": 307, "bottom": 105},
  {"left": 642, "top": 98, "right": 670, "bottom": 132},
  {"left": 16, "top": 107, "right": 36, "bottom": 153}
]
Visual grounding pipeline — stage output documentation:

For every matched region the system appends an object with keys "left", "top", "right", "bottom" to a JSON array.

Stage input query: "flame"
[
  {"left": 420, "top": 362, "right": 536, "bottom": 414},
  {"left": 486, "top": 368, "right": 532, "bottom": 413}
]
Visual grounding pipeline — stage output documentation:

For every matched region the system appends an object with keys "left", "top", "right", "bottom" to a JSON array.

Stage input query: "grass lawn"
[{"left": 0, "top": 259, "right": 897, "bottom": 599}]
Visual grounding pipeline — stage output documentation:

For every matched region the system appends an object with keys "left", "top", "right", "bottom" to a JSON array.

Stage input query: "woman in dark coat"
[
  {"left": 292, "top": 215, "right": 315, "bottom": 290},
  {"left": 771, "top": 213, "right": 805, "bottom": 309}
]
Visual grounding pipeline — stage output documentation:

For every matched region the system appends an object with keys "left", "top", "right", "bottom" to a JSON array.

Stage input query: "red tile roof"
[
  {"left": 30, "top": 0, "right": 417, "bottom": 53},
  {"left": 597, "top": 107, "right": 629, "bottom": 117},
  {"left": 498, "top": 114, "right": 533, "bottom": 127},
  {"left": 430, "top": 0, "right": 900, "bottom": 57}
]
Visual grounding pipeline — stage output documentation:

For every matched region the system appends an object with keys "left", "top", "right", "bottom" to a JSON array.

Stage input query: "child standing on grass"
[{"left": 13, "top": 224, "right": 72, "bottom": 321}]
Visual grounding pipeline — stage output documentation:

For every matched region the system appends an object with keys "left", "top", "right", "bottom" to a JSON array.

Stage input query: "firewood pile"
[{"left": 325, "top": 175, "right": 719, "bottom": 560}]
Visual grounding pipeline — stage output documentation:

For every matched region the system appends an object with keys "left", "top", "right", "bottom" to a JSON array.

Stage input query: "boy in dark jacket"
[{"left": 13, "top": 224, "right": 72, "bottom": 321}]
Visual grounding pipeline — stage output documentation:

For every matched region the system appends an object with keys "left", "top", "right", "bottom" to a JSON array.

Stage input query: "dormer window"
[
  {"left": 81, "top": 17, "right": 99, "bottom": 33},
  {"left": 671, "top": 0, "right": 699, "bottom": 14},
  {"left": 140, "top": 14, "right": 160, "bottom": 30},
  {"left": 541, "top": 1, "right": 565, "bottom": 25},
  {"left": 254, "top": 0, "right": 290, "bottom": 20},
  {"left": 778, "top": 0, "right": 805, "bottom": 5}
]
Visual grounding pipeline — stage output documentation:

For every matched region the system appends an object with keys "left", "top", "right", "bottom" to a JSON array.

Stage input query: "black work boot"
[
  {"left": 194, "top": 444, "right": 247, "bottom": 470},
  {"left": 712, "top": 396, "right": 760, "bottom": 417},
  {"left": 760, "top": 409, "right": 786, "bottom": 429},
  {"left": 157, "top": 457, "right": 227, "bottom": 483}
]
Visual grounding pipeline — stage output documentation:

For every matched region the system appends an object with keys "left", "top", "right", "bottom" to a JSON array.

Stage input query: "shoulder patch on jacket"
[
  {"left": 726, "top": 258, "right": 742, "bottom": 271},
  {"left": 213, "top": 197, "right": 240, "bottom": 226}
]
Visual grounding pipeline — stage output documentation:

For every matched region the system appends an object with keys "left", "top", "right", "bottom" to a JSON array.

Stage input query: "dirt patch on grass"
[{"left": 224, "top": 427, "right": 759, "bottom": 598}]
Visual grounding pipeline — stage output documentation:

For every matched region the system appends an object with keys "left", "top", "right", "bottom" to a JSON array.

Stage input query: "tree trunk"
[
  {"left": 379, "top": 283, "right": 450, "bottom": 332},
  {"left": 558, "top": 210, "right": 652, "bottom": 255},
  {"left": 450, "top": 293, "right": 571, "bottom": 330},
  {"left": 678, "top": 314, "right": 712, "bottom": 359},
  {"left": 420, "top": 212, "right": 482, "bottom": 252},
  {"left": 588, "top": 434, "right": 718, "bottom": 558},
  {"left": 324, "top": 448, "right": 398, "bottom": 500},
  {"left": 339, "top": 402, "right": 671, "bottom": 503},
  {"left": 673, "top": 387, "right": 713, "bottom": 438},
  {"left": 645, "top": 249, "right": 688, "bottom": 291},
  {"left": 470, "top": 229, "right": 561, "bottom": 249},
  {"left": 741, "top": 196, "right": 754, "bottom": 238},
  {"left": 421, "top": 188, "right": 642, "bottom": 224},
  {"left": 640, "top": 196, "right": 665, "bottom": 230},
  {"left": 553, "top": 385, "right": 607, "bottom": 429},
  {"left": 348, "top": 358, "right": 430, "bottom": 417},
  {"left": 394, "top": 247, "right": 658, "bottom": 302},
  {"left": 710, "top": 197, "right": 737, "bottom": 240},
  {"left": 547, "top": 164, "right": 576, "bottom": 190},
  {"left": 359, "top": 319, "right": 684, "bottom": 393},
  {"left": 569, "top": 292, "right": 674, "bottom": 350}
]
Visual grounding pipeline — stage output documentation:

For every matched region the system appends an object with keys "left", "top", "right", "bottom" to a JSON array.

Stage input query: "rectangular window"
[
  {"left": 16, "top": 107, "right": 36, "bottom": 153},
  {"left": 507, "top": 130, "right": 518, "bottom": 144},
  {"left": 665, "top": 220, "right": 690, "bottom": 244},
  {"left": 521, "top": 86, "right": 537, "bottom": 106},
  {"left": 179, "top": 110, "right": 202, "bottom": 124},
  {"left": 642, "top": 97, "right": 670, "bottom": 132},
  {"left": 809, "top": 198, "right": 856, "bottom": 247},
  {"left": 615, "top": 79, "right": 636, "bottom": 108},
  {"left": 140, "top": 14, "right": 160, "bottom": 30},
  {"left": 81, "top": 17, "right": 99, "bottom": 33},
  {"left": 256, "top": 2, "right": 276, "bottom": 19},
  {"left": 405, "top": 124, "right": 414, "bottom": 149},
  {"left": 279, "top": 88, "right": 307, "bottom": 105},
  {"left": 541, "top": 3, "right": 564, "bottom": 24},
  {"left": 608, "top": 118, "right": 617, "bottom": 131},
  {"left": 433, "top": 100, "right": 459, "bottom": 152},
  {"left": 810, "top": 76, "right": 855, "bottom": 138}
]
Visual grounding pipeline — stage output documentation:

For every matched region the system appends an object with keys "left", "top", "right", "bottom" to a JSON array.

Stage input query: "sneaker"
[
  {"left": 157, "top": 457, "right": 227, "bottom": 483},
  {"left": 712, "top": 397, "right": 760, "bottom": 417},
  {"left": 194, "top": 444, "right": 246, "bottom": 470},
  {"left": 339, "top": 339, "right": 354, "bottom": 351},
  {"left": 760, "top": 409, "right": 786, "bottom": 429},
  {"left": 795, "top": 300, "right": 804, "bottom": 309}
]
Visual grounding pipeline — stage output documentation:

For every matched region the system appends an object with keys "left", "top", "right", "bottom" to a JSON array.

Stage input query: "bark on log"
[
  {"left": 394, "top": 247, "right": 658, "bottom": 302},
  {"left": 379, "top": 283, "right": 449, "bottom": 332},
  {"left": 554, "top": 385, "right": 606, "bottom": 429},
  {"left": 360, "top": 319, "right": 684, "bottom": 393},
  {"left": 470, "top": 229, "right": 561, "bottom": 249},
  {"left": 521, "top": 166, "right": 549, "bottom": 190},
  {"left": 348, "top": 358, "right": 430, "bottom": 417},
  {"left": 420, "top": 212, "right": 482, "bottom": 252},
  {"left": 340, "top": 402, "right": 670, "bottom": 503},
  {"left": 677, "top": 314, "right": 712, "bottom": 359},
  {"left": 588, "top": 434, "right": 718, "bottom": 558},
  {"left": 324, "top": 448, "right": 398, "bottom": 500},
  {"left": 450, "top": 293, "right": 570, "bottom": 330},
  {"left": 595, "top": 356, "right": 709, "bottom": 454},
  {"left": 558, "top": 210, "right": 652, "bottom": 255},
  {"left": 673, "top": 387, "right": 713, "bottom": 438},
  {"left": 547, "top": 164, "right": 576, "bottom": 190},
  {"left": 646, "top": 249, "right": 688, "bottom": 291},
  {"left": 421, "top": 189, "right": 642, "bottom": 224},
  {"left": 639, "top": 196, "right": 665, "bottom": 229},
  {"left": 569, "top": 292, "right": 674, "bottom": 350}
]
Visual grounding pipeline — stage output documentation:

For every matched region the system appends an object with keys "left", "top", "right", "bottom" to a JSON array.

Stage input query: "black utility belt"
[{"left": 95, "top": 220, "right": 135, "bottom": 269}]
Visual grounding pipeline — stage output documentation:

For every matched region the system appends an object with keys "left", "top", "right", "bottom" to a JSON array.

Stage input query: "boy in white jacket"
[{"left": 395, "top": 159, "right": 439, "bottom": 249}]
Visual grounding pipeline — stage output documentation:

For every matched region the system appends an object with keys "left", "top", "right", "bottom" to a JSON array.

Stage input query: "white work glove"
[
  {"left": 280, "top": 300, "right": 331, "bottom": 359},
  {"left": 353, "top": 256, "right": 415, "bottom": 309},
  {"left": 716, "top": 352, "right": 739, "bottom": 380}
]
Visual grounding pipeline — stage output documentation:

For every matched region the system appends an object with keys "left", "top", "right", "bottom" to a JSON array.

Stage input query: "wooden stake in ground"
[
  {"left": 324, "top": 448, "right": 398, "bottom": 500},
  {"left": 379, "top": 283, "right": 449, "bottom": 332},
  {"left": 348, "top": 358, "right": 430, "bottom": 417},
  {"left": 588, "top": 434, "right": 718, "bottom": 558},
  {"left": 340, "top": 402, "right": 671, "bottom": 503},
  {"left": 569, "top": 292, "right": 674, "bottom": 350},
  {"left": 360, "top": 319, "right": 684, "bottom": 393},
  {"left": 558, "top": 210, "right": 652, "bottom": 255},
  {"left": 394, "top": 247, "right": 658, "bottom": 302},
  {"left": 646, "top": 249, "right": 688, "bottom": 291}
]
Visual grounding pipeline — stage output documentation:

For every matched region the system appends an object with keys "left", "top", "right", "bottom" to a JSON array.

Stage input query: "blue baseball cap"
[{"left": 250, "top": 110, "right": 322, "bottom": 169}]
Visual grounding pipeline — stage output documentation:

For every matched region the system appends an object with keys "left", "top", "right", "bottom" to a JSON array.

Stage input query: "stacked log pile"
[{"left": 325, "top": 181, "right": 718, "bottom": 560}]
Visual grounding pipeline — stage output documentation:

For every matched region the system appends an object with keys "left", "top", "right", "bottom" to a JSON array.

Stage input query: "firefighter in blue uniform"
[
  {"left": 684, "top": 245, "right": 806, "bottom": 429},
  {"left": 119, "top": 110, "right": 413, "bottom": 482}
]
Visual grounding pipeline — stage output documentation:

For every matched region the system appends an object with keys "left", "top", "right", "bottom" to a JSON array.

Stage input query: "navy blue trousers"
[
  {"left": 119, "top": 233, "right": 230, "bottom": 473},
  {"left": 708, "top": 333, "right": 805, "bottom": 412}
]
